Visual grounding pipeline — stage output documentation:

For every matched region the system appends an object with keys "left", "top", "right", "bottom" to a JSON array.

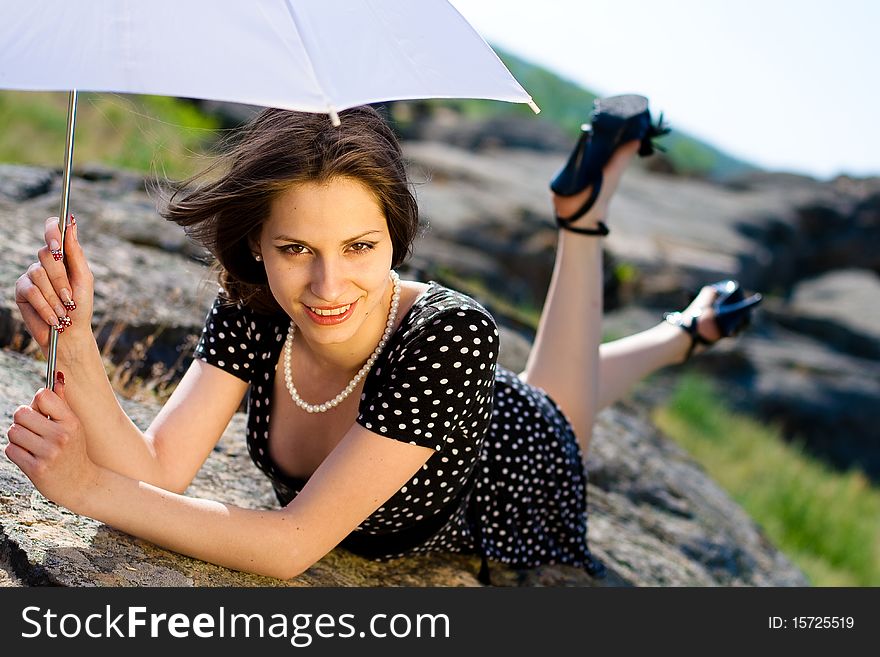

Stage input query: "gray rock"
[
  {"left": 0, "top": 164, "right": 54, "bottom": 202},
  {"left": 2, "top": 148, "right": 871, "bottom": 587},
  {"left": 0, "top": 186, "right": 215, "bottom": 375},
  {"left": 736, "top": 321, "right": 880, "bottom": 478},
  {"left": 0, "top": 348, "right": 805, "bottom": 587},
  {"left": 782, "top": 269, "right": 880, "bottom": 358}
]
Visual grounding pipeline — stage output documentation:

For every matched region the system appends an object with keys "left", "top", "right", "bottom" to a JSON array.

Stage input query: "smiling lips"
[{"left": 304, "top": 300, "right": 358, "bottom": 325}]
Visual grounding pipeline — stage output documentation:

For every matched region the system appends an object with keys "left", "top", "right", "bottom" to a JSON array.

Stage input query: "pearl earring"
[{"left": 254, "top": 254, "right": 262, "bottom": 262}]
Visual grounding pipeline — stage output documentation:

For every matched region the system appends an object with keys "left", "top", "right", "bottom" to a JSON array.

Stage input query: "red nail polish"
[
  {"left": 56, "top": 371, "right": 65, "bottom": 385},
  {"left": 51, "top": 249, "right": 63, "bottom": 261}
]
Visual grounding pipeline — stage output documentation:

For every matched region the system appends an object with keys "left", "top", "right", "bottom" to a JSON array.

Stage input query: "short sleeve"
[
  {"left": 193, "top": 292, "right": 257, "bottom": 383},
  {"left": 356, "top": 306, "right": 499, "bottom": 451}
]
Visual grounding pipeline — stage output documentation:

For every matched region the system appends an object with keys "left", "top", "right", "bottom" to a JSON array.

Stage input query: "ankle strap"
[
  {"left": 664, "top": 311, "right": 713, "bottom": 361},
  {"left": 556, "top": 218, "right": 610, "bottom": 236}
]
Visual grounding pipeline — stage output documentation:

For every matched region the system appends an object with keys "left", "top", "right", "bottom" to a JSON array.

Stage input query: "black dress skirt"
[{"left": 194, "top": 280, "right": 604, "bottom": 580}]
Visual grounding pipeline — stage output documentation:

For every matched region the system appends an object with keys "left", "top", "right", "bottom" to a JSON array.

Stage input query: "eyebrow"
[{"left": 272, "top": 230, "right": 384, "bottom": 246}]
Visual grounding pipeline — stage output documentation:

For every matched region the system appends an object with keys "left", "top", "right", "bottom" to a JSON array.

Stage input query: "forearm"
[
  {"left": 79, "top": 466, "right": 303, "bottom": 580},
  {"left": 598, "top": 320, "right": 690, "bottom": 409},
  {"left": 55, "top": 335, "right": 166, "bottom": 486}
]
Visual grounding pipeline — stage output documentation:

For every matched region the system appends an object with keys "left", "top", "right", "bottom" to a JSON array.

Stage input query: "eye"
[
  {"left": 277, "top": 244, "right": 309, "bottom": 256},
  {"left": 348, "top": 242, "right": 375, "bottom": 254}
]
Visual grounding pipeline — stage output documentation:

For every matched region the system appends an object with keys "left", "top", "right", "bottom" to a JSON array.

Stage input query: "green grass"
[
  {"left": 0, "top": 90, "right": 220, "bottom": 178},
  {"left": 653, "top": 373, "right": 880, "bottom": 586}
]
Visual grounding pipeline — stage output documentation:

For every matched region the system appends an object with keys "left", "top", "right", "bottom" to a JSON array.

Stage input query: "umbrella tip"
[{"left": 528, "top": 99, "right": 541, "bottom": 115}]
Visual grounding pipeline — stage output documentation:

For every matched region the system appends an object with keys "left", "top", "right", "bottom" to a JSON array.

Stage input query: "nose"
[{"left": 309, "top": 256, "right": 349, "bottom": 304}]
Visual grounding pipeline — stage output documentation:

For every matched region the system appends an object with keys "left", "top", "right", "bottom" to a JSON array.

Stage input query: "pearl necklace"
[{"left": 283, "top": 270, "right": 401, "bottom": 413}]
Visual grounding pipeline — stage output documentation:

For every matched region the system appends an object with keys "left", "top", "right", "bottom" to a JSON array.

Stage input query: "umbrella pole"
[{"left": 45, "top": 89, "right": 78, "bottom": 392}]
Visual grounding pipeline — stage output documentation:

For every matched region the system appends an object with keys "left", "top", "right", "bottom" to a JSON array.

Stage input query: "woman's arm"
[
  {"left": 15, "top": 216, "right": 248, "bottom": 491},
  {"left": 31, "top": 336, "right": 246, "bottom": 493},
  {"left": 6, "top": 383, "right": 433, "bottom": 579}
]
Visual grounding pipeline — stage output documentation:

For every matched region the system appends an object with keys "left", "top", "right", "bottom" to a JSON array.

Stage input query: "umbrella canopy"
[
  {"left": 1, "top": 0, "right": 538, "bottom": 389},
  {"left": 0, "top": 0, "right": 538, "bottom": 121}
]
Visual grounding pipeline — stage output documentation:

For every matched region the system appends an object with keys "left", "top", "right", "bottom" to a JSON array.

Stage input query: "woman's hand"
[
  {"left": 14, "top": 215, "right": 95, "bottom": 357},
  {"left": 4, "top": 373, "right": 100, "bottom": 513}
]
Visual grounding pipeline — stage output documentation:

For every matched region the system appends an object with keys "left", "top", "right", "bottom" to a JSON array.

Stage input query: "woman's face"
[{"left": 258, "top": 176, "right": 395, "bottom": 348}]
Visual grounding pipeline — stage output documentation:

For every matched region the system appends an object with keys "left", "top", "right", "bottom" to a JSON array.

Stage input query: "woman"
[{"left": 5, "top": 99, "right": 759, "bottom": 582}]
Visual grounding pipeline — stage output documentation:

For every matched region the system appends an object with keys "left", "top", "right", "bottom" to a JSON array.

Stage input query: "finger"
[
  {"left": 44, "top": 214, "right": 63, "bottom": 249},
  {"left": 16, "top": 270, "right": 62, "bottom": 330},
  {"left": 31, "top": 387, "right": 72, "bottom": 423},
  {"left": 4, "top": 441, "right": 38, "bottom": 474},
  {"left": 7, "top": 422, "right": 49, "bottom": 458},
  {"left": 28, "top": 259, "right": 70, "bottom": 321},
  {"left": 37, "top": 245, "right": 76, "bottom": 314},
  {"left": 53, "top": 371, "right": 67, "bottom": 403},
  {"left": 14, "top": 299, "right": 51, "bottom": 347},
  {"left": 57, "top": 214, "right": 92, "bottom": 288},
  {"left": 12, "top": 401, "right": 54, "bottom": 435}
]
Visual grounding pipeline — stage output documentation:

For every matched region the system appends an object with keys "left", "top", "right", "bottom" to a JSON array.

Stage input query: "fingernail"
[
  {"left": 54, "top": 324, "right": 64, "bottom": 334},
  {"left": 68, "top": 214, "right": 75, "bottom": 226},
  {"left": 54, "top": 303, "right": 67, "bottom": 318},
  {"left": 63, "top": 300, "right": 77, "bottom": 312},
  {"left": 50, "top": 239, "right": 60, "bottom": 252},
  {"left": 60, "top": 289, "right": 73, "bottom": 305},
  {"left": 58, "top": 316, "right": 72, "bottom": 329},
  {"left": 48, "top": 316, "right": 59, "bottom": 327},
  {"left": 56, "top": 371, "right": 65, "bottom": 386}
]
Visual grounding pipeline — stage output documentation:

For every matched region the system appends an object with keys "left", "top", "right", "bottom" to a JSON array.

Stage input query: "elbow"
[
  {"left": 275, "top": 564, "right": 305, "bottom": 581},
  {"left": 160, "top": 469, "right": 192, "bottom": 495},
  {"left": 269, "top": 535, "right": 314, "bottom": 581},
  {"left": 280, "top": 549, "right": 316, "bottom": 581},
  {"left": 268, "top": 556, "right": 308, "bottom": 582}
]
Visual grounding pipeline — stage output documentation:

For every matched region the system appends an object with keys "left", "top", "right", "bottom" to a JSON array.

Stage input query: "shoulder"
[
  {"left": 396, "top": 281, "right": 497, "bottom": 345},
  {"left": 379, "top": 281, "right": 499, "bottom": 377},
  {"left": 195, "top": 289, "right": 287, "bottom": 380}
]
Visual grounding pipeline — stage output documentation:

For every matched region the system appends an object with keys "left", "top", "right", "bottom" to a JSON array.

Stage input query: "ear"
[{"left": 247, "top": 230, "right": 263, "bottom": 261}]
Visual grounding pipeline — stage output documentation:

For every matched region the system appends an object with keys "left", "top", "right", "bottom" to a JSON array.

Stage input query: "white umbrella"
[
  {"left": 0, "top": 0, "right": 537, "bottom": 121},
  {"left": 0, "top": 0, "right": 539, "bottom": 388}
]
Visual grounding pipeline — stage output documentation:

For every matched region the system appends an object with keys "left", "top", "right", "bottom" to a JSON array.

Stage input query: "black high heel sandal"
[
  {"left": 664, "top": 280, "right": 763, "bottom": 361},
  {"left": 550, "top": 94, "right": 669, "bottom": 235}
]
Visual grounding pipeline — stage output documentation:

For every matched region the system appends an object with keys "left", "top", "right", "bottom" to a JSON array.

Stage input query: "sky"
[{"left": 449, "top": 0, "right": 878, "bottom": 181}]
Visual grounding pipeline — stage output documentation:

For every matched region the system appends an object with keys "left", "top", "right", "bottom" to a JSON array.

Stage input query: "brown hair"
[{"left": 161, "top": 105, "right": 419, "bottom": 314}]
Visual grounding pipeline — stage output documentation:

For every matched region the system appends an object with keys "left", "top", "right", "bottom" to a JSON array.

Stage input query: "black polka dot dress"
[{"left": 194, "top": 281, "right": 604, "bottom": 580}]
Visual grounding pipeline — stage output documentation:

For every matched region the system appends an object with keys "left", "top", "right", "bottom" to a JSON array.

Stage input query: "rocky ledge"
[
  {"left": 0, "top": 348, "right": 805, "bottom": 587},
  {"left": 3, "top": 143, "right": 875, "bottom": 586}
]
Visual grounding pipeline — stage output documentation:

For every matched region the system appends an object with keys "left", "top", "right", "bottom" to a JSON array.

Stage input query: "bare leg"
[
  {"left": 519, "top": 142, "right": 640, "bottom": 455},
  {"left": 596, "top": 283, "right": 721, "bottom": 409},
  {"left": 519, "top": 141, "right": 721, "bottom": 456}
]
